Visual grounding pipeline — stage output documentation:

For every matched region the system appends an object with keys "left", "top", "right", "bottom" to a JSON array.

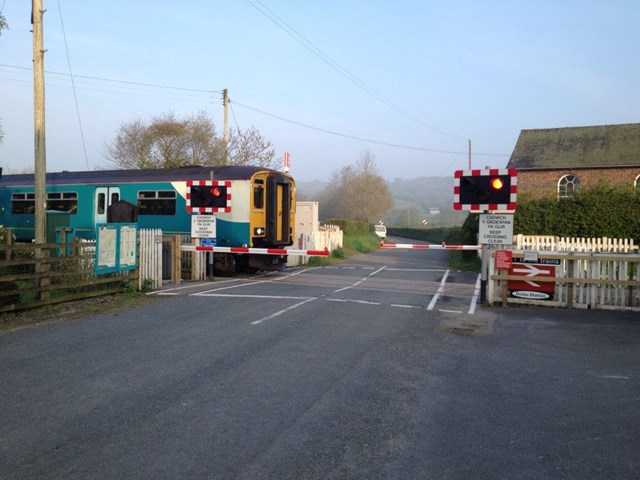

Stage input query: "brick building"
[{"left": 506, "top": 123, "right": 640, "bottom": 198}]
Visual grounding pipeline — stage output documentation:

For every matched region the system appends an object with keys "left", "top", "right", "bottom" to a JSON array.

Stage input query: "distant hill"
[{"left": 297, "top": 177, "right": 468, "bottom": 227}]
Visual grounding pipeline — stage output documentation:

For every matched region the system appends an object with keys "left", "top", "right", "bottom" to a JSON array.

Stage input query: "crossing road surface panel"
[{"left": 150, "top": 265, "right": 482, "bottom": 318}]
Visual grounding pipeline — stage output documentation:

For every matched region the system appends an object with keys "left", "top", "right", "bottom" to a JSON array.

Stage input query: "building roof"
[{"left": 507, "top": 123, "right": 640, "bottom": 170}]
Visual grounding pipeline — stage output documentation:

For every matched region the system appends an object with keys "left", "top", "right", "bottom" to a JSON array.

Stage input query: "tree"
[
  {"left": 318, "top": 150, "right": 394, "bottom": 222},
  {"left": 228, "top": 125, "right": 277, "bottom": 169},
  {"left": 107, "top": 111, "right": 275, "bottom": 169},
  {"left": 0, "top": 14, "right": 8, "bottom": 35}
]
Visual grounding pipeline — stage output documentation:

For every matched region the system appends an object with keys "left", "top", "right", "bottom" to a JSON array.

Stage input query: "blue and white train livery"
[{"left": 0, "top": 165, "right": 296, "bottom": 272}]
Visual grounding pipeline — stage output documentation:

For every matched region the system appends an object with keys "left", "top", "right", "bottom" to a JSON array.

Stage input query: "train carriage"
[{"left": 0, "top": 165, "right": 295, "bottom": 273}]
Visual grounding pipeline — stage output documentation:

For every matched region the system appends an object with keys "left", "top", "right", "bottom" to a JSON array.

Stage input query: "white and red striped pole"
[
  {"left": 182, "top": 245, "right": 329, "bottom": 256},
  {"left": 380, "top": 242, "right": 480, "bottom": 251}
]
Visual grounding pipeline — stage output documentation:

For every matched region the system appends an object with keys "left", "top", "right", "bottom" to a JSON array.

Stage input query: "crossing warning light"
[
  {"left": 453, "top": 169, "right": 517, "bottom": 212},
  {"left": 186, "top": 180, "right": 232, "bottom": 213}
]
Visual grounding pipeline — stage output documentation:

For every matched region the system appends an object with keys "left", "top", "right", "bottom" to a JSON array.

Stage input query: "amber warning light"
[{"left": 453, "top": 168, "right": 517, "bottom": 212}]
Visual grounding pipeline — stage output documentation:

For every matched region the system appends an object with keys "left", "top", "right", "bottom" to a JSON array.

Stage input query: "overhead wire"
[
  {"left": 0, "top": 64, "right": 508, "bottom": 158},
  {"left": 0, "top": 64, "right": 217, "bottom": 103},
  {"left": 57, "top": 0, "right": 89, "bottom": 169},
  {"left": 246, "top": 0, "right": 466, "bottom": 141},
  {"left": 0, "top": 64, "right": 218, "bottom": 94},
  {"left": 230, "top": 98, "right": 507, "bottom": 157}
]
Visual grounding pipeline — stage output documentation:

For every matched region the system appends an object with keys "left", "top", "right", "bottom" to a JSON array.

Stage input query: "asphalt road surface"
[{"left": 1, "top": 241, "right": 639, "bottom": 479}]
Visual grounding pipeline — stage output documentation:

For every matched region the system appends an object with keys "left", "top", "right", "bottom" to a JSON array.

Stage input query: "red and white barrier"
[
  {"left": 380, "top": 242, "right": 480, "bottom": 251},
  {"left": 182, "top": 245, "right": 330, "bottom": 256}
]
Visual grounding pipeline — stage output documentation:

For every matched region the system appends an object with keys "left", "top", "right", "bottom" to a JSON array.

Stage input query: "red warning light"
[{"left": 211, "top": 187, "right": 222, "bottom": 197}]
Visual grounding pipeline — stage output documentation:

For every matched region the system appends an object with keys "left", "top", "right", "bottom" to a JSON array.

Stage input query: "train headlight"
[{"left": 254, "top": 227, "right": 265, "bottom": 235}]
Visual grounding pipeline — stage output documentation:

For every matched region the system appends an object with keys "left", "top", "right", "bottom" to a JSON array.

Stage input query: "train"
[{"left": 0, "top": 165, "right": 296, "bottom": 273}]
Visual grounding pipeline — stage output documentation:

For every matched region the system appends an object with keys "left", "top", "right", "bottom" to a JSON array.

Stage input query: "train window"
[
  {"left": 253, "top": 186, "right": 264, "bottom": 209},
  {"left": 137, "top": 190, "right": 176, "bottom": 215},
  {"left": 47, "top": 192, "right": 78, "bottom": 214},
  {"left": 111, "top": 192, "right": 120, "bottom": 204},
  {"left": 11, "top": 193, "right": 35, "bottom": 214},
  {"left": 97, "top": 193, "right": 106, "bottom": 215}
]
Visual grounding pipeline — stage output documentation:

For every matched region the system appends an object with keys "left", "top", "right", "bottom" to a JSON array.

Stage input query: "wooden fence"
[
  {"left": 0, "top": 239, "right": 137, "bottom": 314},
  {"left": 489, "top": 250, "right": 640, "bottom": 311}
]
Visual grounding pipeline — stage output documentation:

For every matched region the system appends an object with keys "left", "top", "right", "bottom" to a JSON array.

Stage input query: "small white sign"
[
  {"left": 191, "top": 214, "right": 217, "bottom": 238},
  {"left": 479, "top": 213, "right": 514, "bottom": 245}
]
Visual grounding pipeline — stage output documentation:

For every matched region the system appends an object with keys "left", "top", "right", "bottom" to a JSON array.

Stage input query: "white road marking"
[
  {"left": 147, "top": 279, "right": 239, "bottom": 295},
  {"left": 333, "top": 266, "right": 386, "bottom": 293},
  {"left": 251, "top": 297, "right": 317, "bottom": 325},
  {"left": 427, "top": 269, "right": 450, "bottom": 310},
  {"left": 175, "top": 264, "right": 481, "bottom": 323},
  {"left": 273, "top": 267, "right": 322, "bottom": 280},
  {"left": 196, "top": 294, "right": 314, "bottom": 300},
  {"left": 385, "top": 268, "right": 447, "bottom": 272},
  {"left": 468, "top": 273, "right": 482, "bottom": 314}
]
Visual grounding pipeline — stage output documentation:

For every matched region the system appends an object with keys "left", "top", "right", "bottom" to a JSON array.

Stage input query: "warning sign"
[
  {"left": 479, "top": 214, "right": 514, "bottom": 245},
  {"left": 191, "top": 215, "right": 217, "bottom": 239},
  {"left": 495, "top": 250, "right": 512, "bottom": 269}
]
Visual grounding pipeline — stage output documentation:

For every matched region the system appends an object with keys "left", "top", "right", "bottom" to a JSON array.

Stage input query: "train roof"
[{"left": 0, "top": 165, "right": 291, "bottom": 186}]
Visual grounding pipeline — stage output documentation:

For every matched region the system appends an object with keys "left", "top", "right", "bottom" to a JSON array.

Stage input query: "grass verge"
[
  {"left": 307, "top": 232, "right": 381, "bottom": 267},
  {"left": 0, "top": 291, "right": 158, "bottom": 333}
]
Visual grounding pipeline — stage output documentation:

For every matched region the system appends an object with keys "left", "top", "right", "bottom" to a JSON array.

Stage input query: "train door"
[
  {"left": 266, "top": 175, "right": 292, "bottom": 246},
  {"left": 94, "top": 186, "right": 120, "bottom": 227}
]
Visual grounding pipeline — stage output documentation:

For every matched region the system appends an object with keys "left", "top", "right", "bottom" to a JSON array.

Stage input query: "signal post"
[{"left": 453, "top": 168, "right": 518, "bottom": 304}]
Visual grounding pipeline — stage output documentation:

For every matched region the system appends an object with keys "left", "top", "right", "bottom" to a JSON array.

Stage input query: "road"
[{"left": 1, "top": 240, "right": 639, "bottom": 479}]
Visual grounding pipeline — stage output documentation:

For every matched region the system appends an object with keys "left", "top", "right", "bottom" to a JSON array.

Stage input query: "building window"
[
  {"left": 558, "top": 174, "right": 582, "bottom": 199},
  {"left": 137, "top": 190, "right": 176, "bottom": 215}
]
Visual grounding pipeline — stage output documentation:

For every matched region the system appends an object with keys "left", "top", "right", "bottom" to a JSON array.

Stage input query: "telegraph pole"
[
  {"left": 222, "top": 88, "right": 228, "bottom": 164},
  {"left": 468, "top": 139, "right": 472, "bottom": 169},
  {"left": 33, "top": 0, "right": 47, "bottom": 244}
]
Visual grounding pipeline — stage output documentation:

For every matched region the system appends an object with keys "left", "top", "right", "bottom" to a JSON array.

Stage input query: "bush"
[
  {"left": 514, "top": 185, "right": 640, "bottom": 241},
  {"left": 325, "top": 218, "right": 371, "bottom": 235}
]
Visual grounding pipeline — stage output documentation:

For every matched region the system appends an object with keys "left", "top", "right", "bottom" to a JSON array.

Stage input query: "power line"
[
  {"left": 246, "top": 0, "right": 466, "bottom": 141},
  {"left": 230, "top": 98, "right": 508, "bottom": 157},
  {"left": 57, "top": 0, "right": 89, "bottom": 170},
  {"left": 0, "top": 63, "right": 508, "bottom": 157},
  {"left": 0, "top": 63, "right": 218, "bottom": 94},
  {"left": 0, "top": 65, "right": 216, "bottom": 103}
]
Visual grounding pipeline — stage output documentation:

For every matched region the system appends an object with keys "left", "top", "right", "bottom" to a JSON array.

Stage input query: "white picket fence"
[
  {"left": 138, "top": 226, "right": 345, "bottom": 285},
  {"left": 138, "top": 228, "right": 163, "bottom": 289},
  {"left": 514, "top": 234, "right": 637, "bottom": 253},
  {"left": 491, "top": 235, "right": 639, "bottom": 311}
]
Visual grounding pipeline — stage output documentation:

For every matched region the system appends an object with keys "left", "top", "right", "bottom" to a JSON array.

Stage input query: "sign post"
[{"left": 478, "top": 214, "right": 514, "bottom": 303}]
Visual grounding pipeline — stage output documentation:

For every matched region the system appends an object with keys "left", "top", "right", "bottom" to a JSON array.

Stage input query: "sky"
[{"left": 1, "top": 1, "right": 639, "bottom": 182}]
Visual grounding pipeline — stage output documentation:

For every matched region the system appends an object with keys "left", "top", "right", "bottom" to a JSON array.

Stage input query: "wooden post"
[
  {"left": 501, "top": 274, "right": 508, "bottom": 307},
  {"left": 172, "top": 235, "right": 182, "bottom": 284},
  {"left": 567, "top": 256, "right": 574, "bottom": 308}
]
